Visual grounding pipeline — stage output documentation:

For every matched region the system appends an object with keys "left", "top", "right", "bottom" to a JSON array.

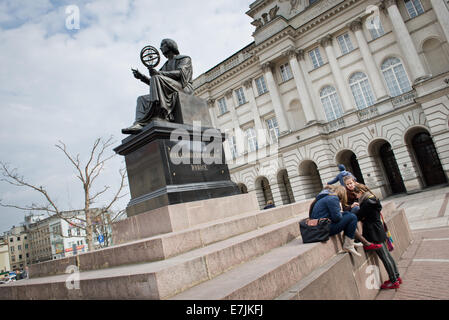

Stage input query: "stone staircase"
[{"left": 0, "top": 193, "right": 411, "bottom": 300}]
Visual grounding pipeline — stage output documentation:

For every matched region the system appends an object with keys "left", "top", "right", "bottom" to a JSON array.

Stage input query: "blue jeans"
[
  {"left": 351, "top": 206, "right": 360, "bottom": 214},
  {"left": 329, "top": 211, "right": 358, "bottom": 239}
]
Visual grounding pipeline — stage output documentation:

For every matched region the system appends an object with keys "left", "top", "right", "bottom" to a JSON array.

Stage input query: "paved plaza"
[{"left": 376, "top": 185, "right": 449, "bottom": 300}]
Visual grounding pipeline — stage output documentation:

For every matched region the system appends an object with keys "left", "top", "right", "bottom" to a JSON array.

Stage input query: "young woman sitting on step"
[{"left": 310, "top": 185, "right": 362, "bottom": 257}]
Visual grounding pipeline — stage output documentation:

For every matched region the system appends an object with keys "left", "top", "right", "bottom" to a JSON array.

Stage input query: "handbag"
[
  {"left": 299, "top": 218, "right": 331, "bottom": 243},
  {"left": 380, "top": 212, "right": 394, "bottom": 251}
]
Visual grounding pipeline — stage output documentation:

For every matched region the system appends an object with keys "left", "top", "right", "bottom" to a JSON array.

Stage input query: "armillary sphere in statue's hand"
[{"left": 140, "top": 45, "right": 160, "bottom": 69}]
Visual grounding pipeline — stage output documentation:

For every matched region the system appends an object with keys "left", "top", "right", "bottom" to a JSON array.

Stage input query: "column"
[
  {"left": 225, "top": 89, "right": 243, "bottom": 154},
  {"left": 270, "top": 180, "right": 284, "bottom": 206},
  {"left": 297, "top": 49, "right": 323, "bottom": 120},
  {"left": 206, "top": 98, "right": 217, "bottom": 128},
  {"left": 319, "top": 34, "right": 354, "bottom": 113},
  {"left": 284, "top": 47, "right": 317, "bottom": 123},
  {"left": 383, "top": 0, "right": 429, "bottom": 83},
  {"left": 392, "top": 144, "right": 421, "bottom": 193},
  {"left": 243, "top": 78, "right": 267, "bottom": 147},
  {"left": 357, "top": 154, "right": 389, "bottom": 198},
  {"left": 349, "top": 18, "right": 389, "bottom": 100},
  {"left": 262, "top": 61, "right": 290, "bottom": 134},
  {"left": 430, "top": 0, "right": 449, "bottom": 44}
]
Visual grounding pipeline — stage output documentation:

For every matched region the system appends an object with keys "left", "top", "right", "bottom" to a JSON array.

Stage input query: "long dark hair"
[{"left": 353, "top": 183, "right": 376, "bottom": 203}]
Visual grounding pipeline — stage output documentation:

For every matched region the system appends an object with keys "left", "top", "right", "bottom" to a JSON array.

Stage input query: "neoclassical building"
[{"left": 193, "top": 0, "right": 449, "bottom": 209}]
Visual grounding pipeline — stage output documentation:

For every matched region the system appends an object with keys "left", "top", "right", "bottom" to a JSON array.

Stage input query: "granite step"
[
  {"left": 169, "top": 237, "right": 347, "bottom": 300},
  {"left": 29, "top": 199, "right": 312, "bottom": 278},
  {"left": 0, "top": 212, "right": 310, "bottom": 299},
  {"left": 275, "top": 253, "right": 356, "bottom": 300},
  {"left": 169, "top": 201, "right": 399, "bottom": 300}
]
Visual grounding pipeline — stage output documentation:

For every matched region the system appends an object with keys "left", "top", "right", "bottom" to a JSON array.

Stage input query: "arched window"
[
  {"left": 320, "top": 86, "right": 344, "bottom": 121},
  {"left": 381, "top": 57, "right": 411, "bottom": 97},
  {"left": 422, "top": 38, "right": 449, "bottom": 76},
  {"left": 349, "top": 72, "right": 376, "bottom": 110}
]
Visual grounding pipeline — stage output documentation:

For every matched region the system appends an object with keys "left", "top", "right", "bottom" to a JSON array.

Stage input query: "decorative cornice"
[
  {"left": 194, "top": 0, "right": 364, "bottom": 95},
  {"left": 283, "top": 46, "right": 298, "bottom": 59},
  {"left": 206, "top": 98, "right": 215, "bottom": 107},
  {"left": 382, "top": 0, "right": 397, "bottom": 9},
  {"left": 319, "top": 34, "right": 333, "bottom": 47},
  {"left": 296, "top": 49, "right": 305, "bottom": 61},
  {"left": 225, "top": 90, "right": 233, "bottom": 99},
  {"left": 242, "top": 78, "right": 253, "bottom": 89},
  {"left": 261, "top": 61, "right": 274, "bottom": 72},
  {"left": 348, "top": 17, "right": 363, "bottom": 32}
]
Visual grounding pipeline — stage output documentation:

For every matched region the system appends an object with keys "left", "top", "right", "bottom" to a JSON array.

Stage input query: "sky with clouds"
[{"left": 0, "top": 0, "right": 254, "bottom": 233}]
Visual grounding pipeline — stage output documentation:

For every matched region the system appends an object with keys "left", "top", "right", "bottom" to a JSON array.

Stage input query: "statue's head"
[{"left": 160, "top": 39, "right": 180, "bottom": 56}]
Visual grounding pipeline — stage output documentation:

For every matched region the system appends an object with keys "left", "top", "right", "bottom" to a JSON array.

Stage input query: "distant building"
[
  {"left": 0, "top": 236, "right": 11, "bottom": 273},
  {"left": 4, "top": 225, "right": 30, "bottom": 270},
  {"left": 194, "top": 0, "right": 449, "bottom": 208}
]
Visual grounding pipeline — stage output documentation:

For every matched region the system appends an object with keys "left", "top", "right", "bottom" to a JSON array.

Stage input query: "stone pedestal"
[{"left": 114, "top": 120, "right": 240, "bottom": 217}]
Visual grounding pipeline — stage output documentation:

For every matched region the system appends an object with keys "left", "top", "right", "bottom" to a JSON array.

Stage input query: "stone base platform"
[{"left": 0, "top": 195, "right": 412, "bottom": 300}]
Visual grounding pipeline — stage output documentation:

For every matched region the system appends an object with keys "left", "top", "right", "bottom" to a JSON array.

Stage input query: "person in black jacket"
[{"left": 353, "top": 184, "right": 402, "bottom": 290}]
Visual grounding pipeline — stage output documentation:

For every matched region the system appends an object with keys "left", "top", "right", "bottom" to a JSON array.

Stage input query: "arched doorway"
[
  {"left": 277, "top": 169, "right": 295, "bottom": 204},
  {"left": 237, "top": 183, "right": 248, "bottom": 194},
  {"left": 255, "top": 177, "right": 274, "bottom": 208},
  {"left": 336, "top": 150, "right": 365, "bottom": 184},
  {"left": 298, "top": 160, "right": 323, "bottom": 199},
  {"left": 379, "top": 142, "right": 406, "bottom": 194},
  {"left": 411, "top": 132, "right": 447, "bottom": 187}
]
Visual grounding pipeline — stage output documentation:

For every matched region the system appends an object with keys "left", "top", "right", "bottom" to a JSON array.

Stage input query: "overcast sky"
[{"left": 0, "top": 0, "right": 254, "bottom": 234}]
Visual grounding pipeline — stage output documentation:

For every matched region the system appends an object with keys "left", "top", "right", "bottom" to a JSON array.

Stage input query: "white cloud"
[{"left": 0, "top": 0, "right": 254, "bottom": 233}]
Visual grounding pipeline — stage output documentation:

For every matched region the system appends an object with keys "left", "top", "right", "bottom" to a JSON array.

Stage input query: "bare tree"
[{"left": 0, "top": 136, "right": 128, "bottom": 251}]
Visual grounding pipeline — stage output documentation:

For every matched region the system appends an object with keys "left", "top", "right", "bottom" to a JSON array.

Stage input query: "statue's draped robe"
[{"left": 136, "top": 55, "right": 193, "bottom": 124}]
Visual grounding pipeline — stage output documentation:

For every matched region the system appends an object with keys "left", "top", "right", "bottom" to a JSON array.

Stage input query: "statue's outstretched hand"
[{"left": 131, "top": 68, "right": 143, "bottom": 80}]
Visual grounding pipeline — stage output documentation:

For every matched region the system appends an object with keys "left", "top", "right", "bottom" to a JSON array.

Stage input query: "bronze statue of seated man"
[{"left": 122, "top": 39, "right": 194, "bottom": 134}]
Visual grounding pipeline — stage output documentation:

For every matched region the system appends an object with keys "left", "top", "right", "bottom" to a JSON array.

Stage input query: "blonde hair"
[
  {"left": 333, "top": 186, "right": 348, "bottom": 207},
  {"left": 343, "top": 175, "right": 356, "bottom": 183}
]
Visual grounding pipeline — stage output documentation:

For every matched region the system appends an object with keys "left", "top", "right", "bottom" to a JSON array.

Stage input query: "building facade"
[
  {"left": 0, "top": 236, "right": 11, "bottom": 273},
  {"left": 5, "top": 225, "right": 30, "bottom": 270},
  {"left": 194, "top": 0, "right": 449, "bottom": 209}
]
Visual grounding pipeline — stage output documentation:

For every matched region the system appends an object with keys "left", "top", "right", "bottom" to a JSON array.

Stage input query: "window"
[
  {"left": 245, "top": 127, "right": 258, "bottom": 152},
  {"left": 235, "top": 87, "right": 246, "bottom": 105},
  {"left": 404, "top": 0, "right": 424, "bottom": 18},
  {"left": 217, "top": 97, "right": 227, "bottom": 115},
  {"left": 10, "top": 246, "right": 14, "bottom": 253},
  {"left": 17, "top": 236, "right": 20, "bottom": 241},
  {"left": 255, "top": 76, "right": 268, "bottom": 95},
  {"left": 381, "top": 57, "right": 411, "bottom": 97},
  {"left": 229, "top": 135, "right": 238, "bottom": 159},
  {"left": 309, "top": 47, "right": 324, "bottom": 69},
  {"left": 349, "top": 72, "right": 376, "bottom": 109},
  {"left": 337, "top": 33, "right": 354, "bottom": 55},
  {"left": 18, "top": 245, "right": 22, "bottom": 251},
  {"left": 279, "top": 63, "right": 293, "bottom": 82},
  {"left": 320, "top": 86, "right": 344, "bottom": 121},
  {"left": 9, "top": 238, "right": 13, "bottom": 243},
  {"left": 368, "top": 15, "right": 385, "bottom": 40},
  {"left": 266, "top": 117, "right": 280, "bottom": 143}
]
